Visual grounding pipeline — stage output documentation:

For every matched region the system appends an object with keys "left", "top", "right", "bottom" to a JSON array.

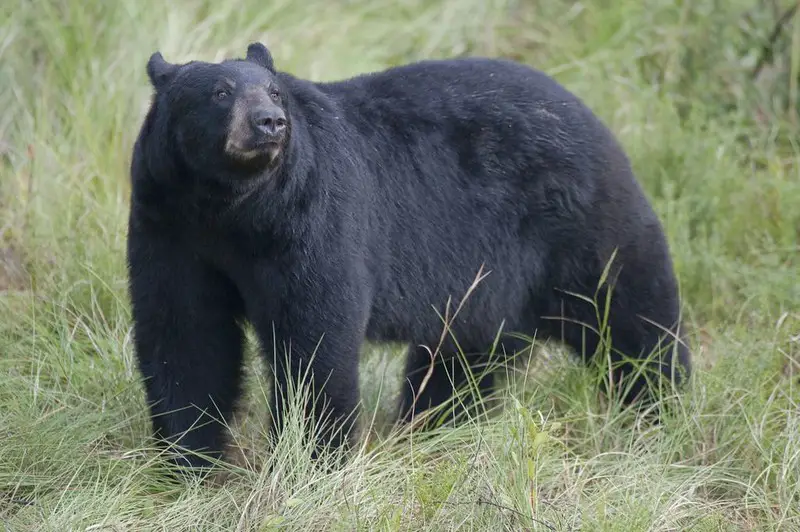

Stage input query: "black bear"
[{"left": 127, "top": 42, "right": 691, "bottom": 472}]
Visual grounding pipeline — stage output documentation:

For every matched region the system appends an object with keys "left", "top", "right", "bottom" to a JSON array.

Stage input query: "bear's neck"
[
  {"left": 133, "top": 95, "right": 326, "bottom": 250},
  {"left": 180, "top": 128, "right": 323, "bottom": 246}
]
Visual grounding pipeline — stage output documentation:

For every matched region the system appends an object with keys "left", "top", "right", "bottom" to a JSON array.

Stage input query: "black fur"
[
  {"left": 246, "top": 42, "right": 275, "bottom": 73},
  {"left": 146, "top": 52, "right": 178, "bottom": 91},
  {"left": 127, "top": 43, "right": 691, "bottom": 471}
]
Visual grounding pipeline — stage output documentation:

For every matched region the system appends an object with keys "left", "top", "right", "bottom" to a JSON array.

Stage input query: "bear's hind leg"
[{"left": 544, "top": 271, "right": 691, "bottom": 407}]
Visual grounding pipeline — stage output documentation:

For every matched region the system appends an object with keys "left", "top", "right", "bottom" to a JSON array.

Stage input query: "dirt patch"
[{"left": 0, "top": 246, "right": 29, "bottom": 292}]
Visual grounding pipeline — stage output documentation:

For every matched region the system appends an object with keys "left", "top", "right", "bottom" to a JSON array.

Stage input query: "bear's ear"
[
  {"left": 246, "top": 42, "right": 275, "bottom": 73},
  {"left": 146, "top": 52, "right": 178, "bottom": 91}
]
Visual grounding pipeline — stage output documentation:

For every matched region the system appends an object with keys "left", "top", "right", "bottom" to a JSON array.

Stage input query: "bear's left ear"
[{"left": 246, "top": 42, "right": 275, "bottom": 73}]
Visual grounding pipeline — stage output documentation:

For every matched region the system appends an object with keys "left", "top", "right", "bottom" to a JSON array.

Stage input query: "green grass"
[{"left": 2, "top": 0, "right": 799, "bottom": 529}]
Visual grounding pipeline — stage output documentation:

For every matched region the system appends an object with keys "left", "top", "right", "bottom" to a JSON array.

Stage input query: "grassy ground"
[{"left": 2, "top": 0, "right": 799, "bottom": 530}]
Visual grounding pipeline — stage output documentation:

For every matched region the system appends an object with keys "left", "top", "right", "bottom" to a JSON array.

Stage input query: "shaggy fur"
[{"left": 127, "top": 43, "right": 691, "bottom": 471}]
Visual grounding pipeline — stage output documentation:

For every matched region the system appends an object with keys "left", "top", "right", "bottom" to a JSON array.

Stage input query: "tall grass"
[{"left": 1, "top": 0, "right": 799, "bottom": 530}]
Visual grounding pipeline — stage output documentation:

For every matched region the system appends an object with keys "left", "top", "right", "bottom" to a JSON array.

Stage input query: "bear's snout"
[{"left": 251, "top": 108, "right": 287, "bottom": 138}]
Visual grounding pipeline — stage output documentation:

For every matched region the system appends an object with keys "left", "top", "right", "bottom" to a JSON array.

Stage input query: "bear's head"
[{"left": 145, "top": 42, "right": 289, "bottom": 177}]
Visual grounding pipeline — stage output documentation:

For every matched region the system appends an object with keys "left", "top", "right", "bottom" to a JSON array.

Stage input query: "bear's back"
[
  {"left": 305, "top": 57, "right": 624, "bottom": 182},
  {"left": 318, "top": 57, "right": 580, "bottom": 108}
]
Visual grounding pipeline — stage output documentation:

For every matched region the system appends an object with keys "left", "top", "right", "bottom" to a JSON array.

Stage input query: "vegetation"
[{"left": 1, "top": 0, "right": 798, "bottom": 529}]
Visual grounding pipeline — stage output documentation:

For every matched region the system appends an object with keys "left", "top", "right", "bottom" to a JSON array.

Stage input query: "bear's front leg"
[
  {"left": 269, "top": 331, "right": 362, "bottom": 458},
  {"left": 248, "top": 271, "right": 365, "bottom": 460},
  {"left": 127, "top": 226, "right": 246, "bottom": 473}
]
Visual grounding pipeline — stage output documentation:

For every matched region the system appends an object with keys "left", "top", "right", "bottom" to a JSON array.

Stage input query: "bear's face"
[{"left": 146, "top": 43, "right": 289, "bottom": 177}]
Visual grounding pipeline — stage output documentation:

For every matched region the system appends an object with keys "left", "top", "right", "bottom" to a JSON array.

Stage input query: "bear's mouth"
[
  {"left": 225, "top": 138, "right": 284, "bottom": 166},
  {"left": 254, "top": 139, "right": 283, "bottom": 161},
  {"left": 256, "top": 139, "right": 281, "bottom": 150}
]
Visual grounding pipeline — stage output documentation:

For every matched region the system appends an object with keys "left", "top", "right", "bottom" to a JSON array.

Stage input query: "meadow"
[{"left": 1, "top": 0, "right": 799, "bottom": 530}]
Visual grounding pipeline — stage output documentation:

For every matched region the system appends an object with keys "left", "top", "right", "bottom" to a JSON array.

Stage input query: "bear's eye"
[
  {"left": 269, "top": 89, "right": 280, "bottom": 101},
  {"left": 214, "top": 89, "right": 230, "bottom": 101}
]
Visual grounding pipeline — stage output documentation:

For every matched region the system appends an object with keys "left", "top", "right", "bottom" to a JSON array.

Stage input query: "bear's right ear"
[
  {"left": 146, "top": 52, "right": 178, "bottom": 91},
  {"left": 246, "top": 42, "right": 275, "bottom": 73}
]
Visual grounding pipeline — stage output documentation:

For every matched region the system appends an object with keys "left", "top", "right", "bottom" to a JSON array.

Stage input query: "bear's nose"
[{"left": 251, "top": 109, "right": 287, "bottom": 136}]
